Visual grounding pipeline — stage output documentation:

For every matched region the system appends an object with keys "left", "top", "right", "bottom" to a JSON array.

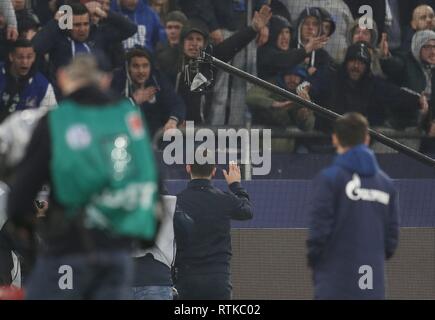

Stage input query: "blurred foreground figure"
[{"left": 7, "top": 55, "right": 160, "bottom": 300}]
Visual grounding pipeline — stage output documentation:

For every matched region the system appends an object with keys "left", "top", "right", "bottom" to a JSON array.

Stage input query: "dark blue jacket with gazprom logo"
[
  {"left": 0, "top": 63, "right": 50, "bottom": 112},
  {"left": 307, "top": 144, "right": 399, "bottom": 299}
]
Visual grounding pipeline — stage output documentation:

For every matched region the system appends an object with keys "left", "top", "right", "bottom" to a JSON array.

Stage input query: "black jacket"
[
  {"left": 174, "top": 179, "right": 252, "bottom": 275},
  {"left": 159, "top": 25, "right": 258, "bottom": 123}
]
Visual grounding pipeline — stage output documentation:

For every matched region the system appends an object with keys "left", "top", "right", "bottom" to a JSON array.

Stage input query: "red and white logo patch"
[{"left": 126, "top": 112, "right": 144, "bottom": 139}]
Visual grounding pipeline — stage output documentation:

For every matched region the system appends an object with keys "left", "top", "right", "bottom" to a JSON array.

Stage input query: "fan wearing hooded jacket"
[
  {"left": 157, "top": 5, "right": 272, "bottom": 123},
  {"left": 32, "top": 2, "right": 137, "bottom": 81},
  {"left": 111, "top": 47, "right": 186, "bottom": 137},
  {"left": 111, "top": 0, "right": 166, "bottom": 52},
  {"left": 380, "top": 30, "right": 435, "bottom": 131}
]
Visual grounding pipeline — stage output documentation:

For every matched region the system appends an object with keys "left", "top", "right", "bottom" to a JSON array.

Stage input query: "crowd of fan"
[{"left": 1, "top": 0, "right": 435, "bottom": 154}]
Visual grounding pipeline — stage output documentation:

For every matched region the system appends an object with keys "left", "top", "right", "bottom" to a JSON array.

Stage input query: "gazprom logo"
[{"left": 345, "top": 174, "right": 390, "bottom": 205}]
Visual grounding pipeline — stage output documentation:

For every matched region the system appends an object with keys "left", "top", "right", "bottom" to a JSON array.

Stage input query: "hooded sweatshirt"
[
  {"left": 317, "top": 42, "right": 421, "bottom": 131},
  {"left": 257, "top": 15, "right": 308, "bottom": 80},
  {"left": 381, "top": 30, "right": 435, "bottom": 125},
  {"left": 111, "top": 0, "right": 166, "bottom": 52},
  {"left": 0, "top": 62, "right": 56, "bottom": 122},
  {"left": 307, "top": 144, "right": 399, "bottom": 299}
]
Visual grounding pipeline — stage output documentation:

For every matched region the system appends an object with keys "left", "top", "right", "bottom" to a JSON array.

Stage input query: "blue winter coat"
[
  {"left": 307, "top": 144, "right": 400, "bottom": 299},
  {"left": 111, "top": 0, "right": 166, "bottom": 52}
]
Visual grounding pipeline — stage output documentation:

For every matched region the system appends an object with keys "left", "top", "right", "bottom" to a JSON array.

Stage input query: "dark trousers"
[{"left": 175, "top": 273, "right": 232, "bottom": 300}]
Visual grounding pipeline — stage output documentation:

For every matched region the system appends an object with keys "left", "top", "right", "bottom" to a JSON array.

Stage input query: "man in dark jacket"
[
  {"left": 111, "top": 47, "right": 185, "bottom": 137},
  {"left": 307, "top": 112, "right": 400, "bottom": 300},
  {"left": 174, "top": 159, "right": 253, "bottom": 300},
  {"left": 32, "top": 2, "right": 137, "bottom": 84},
  {"left": 157, "top": 5, "right": 272, "bottom": 124}
]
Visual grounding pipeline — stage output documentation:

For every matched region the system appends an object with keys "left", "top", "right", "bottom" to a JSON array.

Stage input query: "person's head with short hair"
[
  {"left": 412, "top": 30, "right": 435, "bottom": 65},
  {"left": 165, "top": 11, "right": 187, "bottom": 46},
  {"left": 186, "top": 149, "right": 216, "bottom": 180},
  {"left": 57, "top": 54, "right": 112, "bottom": 96},
  {"left": 8, "top": 39, "right": 36, "bottom": 78},
  {"left": 348, "top": 18, "right": 379, "bottom": 49},
  {"left": 126, "top": 47, "right": 153, "bottom": 86},
  {"left": 120, "top": 0, "right": 139, "bottom": 11},
  {"left": 411, "top": 5, "right": 435, "bottom": 31},
  {"left": 181, "top": 20, "right": 209, "bottom": 59},
  {"left": 69, "top": 3, "right": 91, "bottom": 42},
  {"left": 297, "top": 7, "right": 322, "bottom": 45},
  {"left": 332, "top": 113, "right": 370, "bottom": 154}
]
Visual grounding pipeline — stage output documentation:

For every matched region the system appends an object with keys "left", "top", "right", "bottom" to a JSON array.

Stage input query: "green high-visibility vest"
[{"left": 49, "top": 99, "right": 158, "bottom": 240}]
